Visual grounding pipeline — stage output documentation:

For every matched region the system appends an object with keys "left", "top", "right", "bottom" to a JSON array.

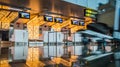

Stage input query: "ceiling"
[{"left": 0, "top": 0, "right": 85, "bottom": 18}]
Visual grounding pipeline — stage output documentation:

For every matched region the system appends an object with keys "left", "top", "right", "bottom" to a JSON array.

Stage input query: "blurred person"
[
  {"left": 81, "top": 34, "right": 89, "bottom": 56},
  {"left": 102, "top": 38, "right": 107, "bottom": 53}
]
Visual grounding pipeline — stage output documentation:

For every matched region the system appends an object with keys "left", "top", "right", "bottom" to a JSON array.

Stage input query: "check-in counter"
[
  {"left": 0, "top": 41, "right": 13, "bottom": 55},
  {"left": 81, "top": 53, "right": 113, "bottom": 67},
  {"left": 0, "top": 41, "right": 13, "bottom": 48}
]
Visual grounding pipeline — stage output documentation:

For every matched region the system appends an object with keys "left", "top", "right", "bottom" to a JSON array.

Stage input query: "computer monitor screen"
[
  {"left": 19, "top": 12, "right": 30, "bottom": 19},
  {"left": 54, "top": 17, "right": 63, "bottom": 23},
  {"left": 44, "top": 15, "right": 53, "bottom": 22},
  {"left": 79, "top": 22, "right": 85, "bottom": 26},
  {"left": 71, "top": 20, "right": 79, "bottom": 25}
]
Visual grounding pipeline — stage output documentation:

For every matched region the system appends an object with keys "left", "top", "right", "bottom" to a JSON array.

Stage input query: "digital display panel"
[
  {"left": 79, "top": 22, "right": 85, "bottom": 26},
  {"left": 84, "top": 9, "right": 98, "bottom": 19},
  {"left": 71, "top": 20, "right": 79, "bottom": 25},
  {"left": 44, "top": 15, "right": 53, "bottom": 22},
  {"left": 54, "top": 17, "right": 63, "bottom": 23},
  {"left": 19, "top": 12, "right": 30, "bottom": 19}
]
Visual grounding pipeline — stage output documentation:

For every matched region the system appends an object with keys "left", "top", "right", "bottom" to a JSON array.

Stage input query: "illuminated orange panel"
[
  {"left": 85, "top": 17, "right": 93, "bottom": 24},
  {"left": 26, "top": 47, "right": 45, "bottom": 67},
  {"left": 45, "top": 22, "right": 55, "bottom": 26}
]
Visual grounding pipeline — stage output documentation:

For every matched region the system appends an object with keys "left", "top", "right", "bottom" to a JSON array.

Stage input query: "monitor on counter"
[
  {"left": 44, "top": 15, "right": 53, "bottom": 22},
  {"left": 54, "top": 17, "right": 63, "bottom": 23},
  {"left": 79, "top": 21, "right": 85, "bottom": 26},
  {"left": 19, "top": 12, "right": 30, "bottom": 19},
  {"left": 71, "top": 20, "right": 79, "bottom": 25}
]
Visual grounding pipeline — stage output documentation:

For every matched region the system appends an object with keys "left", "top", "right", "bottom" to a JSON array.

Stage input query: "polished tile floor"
[
  {"left": 8, "top": 60, "right": 116, "bottom": 67},
  {"left": 10, "top": 63, "right": 28, "bottom": 67}
]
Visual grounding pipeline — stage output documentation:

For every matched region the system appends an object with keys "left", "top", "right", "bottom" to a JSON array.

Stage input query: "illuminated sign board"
[
  {"left": 54, "top": 17, "right": 63, "bottom": 23},
  {"left": 19, "top": 12, "right": 30, "bottom": 19},
  {"left": 84, "top": 9, "right": 98, "bottom": 19},
  {"left": 44, "top": 15, "right": 53, "bottom": 22}
]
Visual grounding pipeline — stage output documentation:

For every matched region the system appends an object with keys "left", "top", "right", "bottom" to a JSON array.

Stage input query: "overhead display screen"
[
  {"left": 71, "top": 20, "right": 79, "bottom": 25},
  {"left": 79, "top": 21, "right": 85, "bottom": 26},
  {"left": 44, "top": 15, "right": 53, "bottom": 22},
  {"left": 54, "top": 17, "right": 63, "bottom": 23},
  {"left": 19, "top": 12, "right": 30, "bottom": 19}
]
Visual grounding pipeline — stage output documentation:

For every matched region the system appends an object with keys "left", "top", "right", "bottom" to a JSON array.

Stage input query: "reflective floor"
[
  {"left": 8, "top": 61, "right": 115, "bottom": 67},
  {"left": 10, "top": 63, "right": 28, "bottom": 67},
  {"left": 0, "top": 48, "right": 116, "bottom": 67}
]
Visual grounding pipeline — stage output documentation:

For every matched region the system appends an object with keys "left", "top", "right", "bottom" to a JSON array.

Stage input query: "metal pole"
[
  {"left": 56, "top": 31, "right": 57, "bottom": 57},
  {"left": 67, "top": 32, "right": 68, "bottom": 55},
  {"left": 48, "top": 32, "right": 49, "bottom": 57},
  {"left": 74, "top": 33, "right": 75, "bottom": 56},
  {"left": 64, "top": 33, "right": 66, "bottom": 54}
]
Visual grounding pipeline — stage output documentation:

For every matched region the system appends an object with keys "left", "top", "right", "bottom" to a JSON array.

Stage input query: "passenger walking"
[{"left": 81, "top": 34, "right": 89, "bottom": 57}]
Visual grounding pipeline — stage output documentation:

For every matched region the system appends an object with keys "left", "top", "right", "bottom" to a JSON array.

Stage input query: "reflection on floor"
[
  {"left": 9, "top": 61, "right": 115, "bottom": 67},
  {"left": 0, "top": 58, "right": 116, "bottom": 67},
  {"left": 0, "top": 48, "right": 10, "bottom": 67},
  {"left": 10, "top": 63, "right": 28, "bottom": 67},
  {"left": 0, "top": 47, "right": 116, "bottom": 67},
  {"left": 0, "top": 58, "right": 10, "bottom": 67},
  {"left": 106, "top": 61, "right": 115, "bottom": 67},
  {"left": 26, "top": 47, "right": 45, "bottom": 67}
]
